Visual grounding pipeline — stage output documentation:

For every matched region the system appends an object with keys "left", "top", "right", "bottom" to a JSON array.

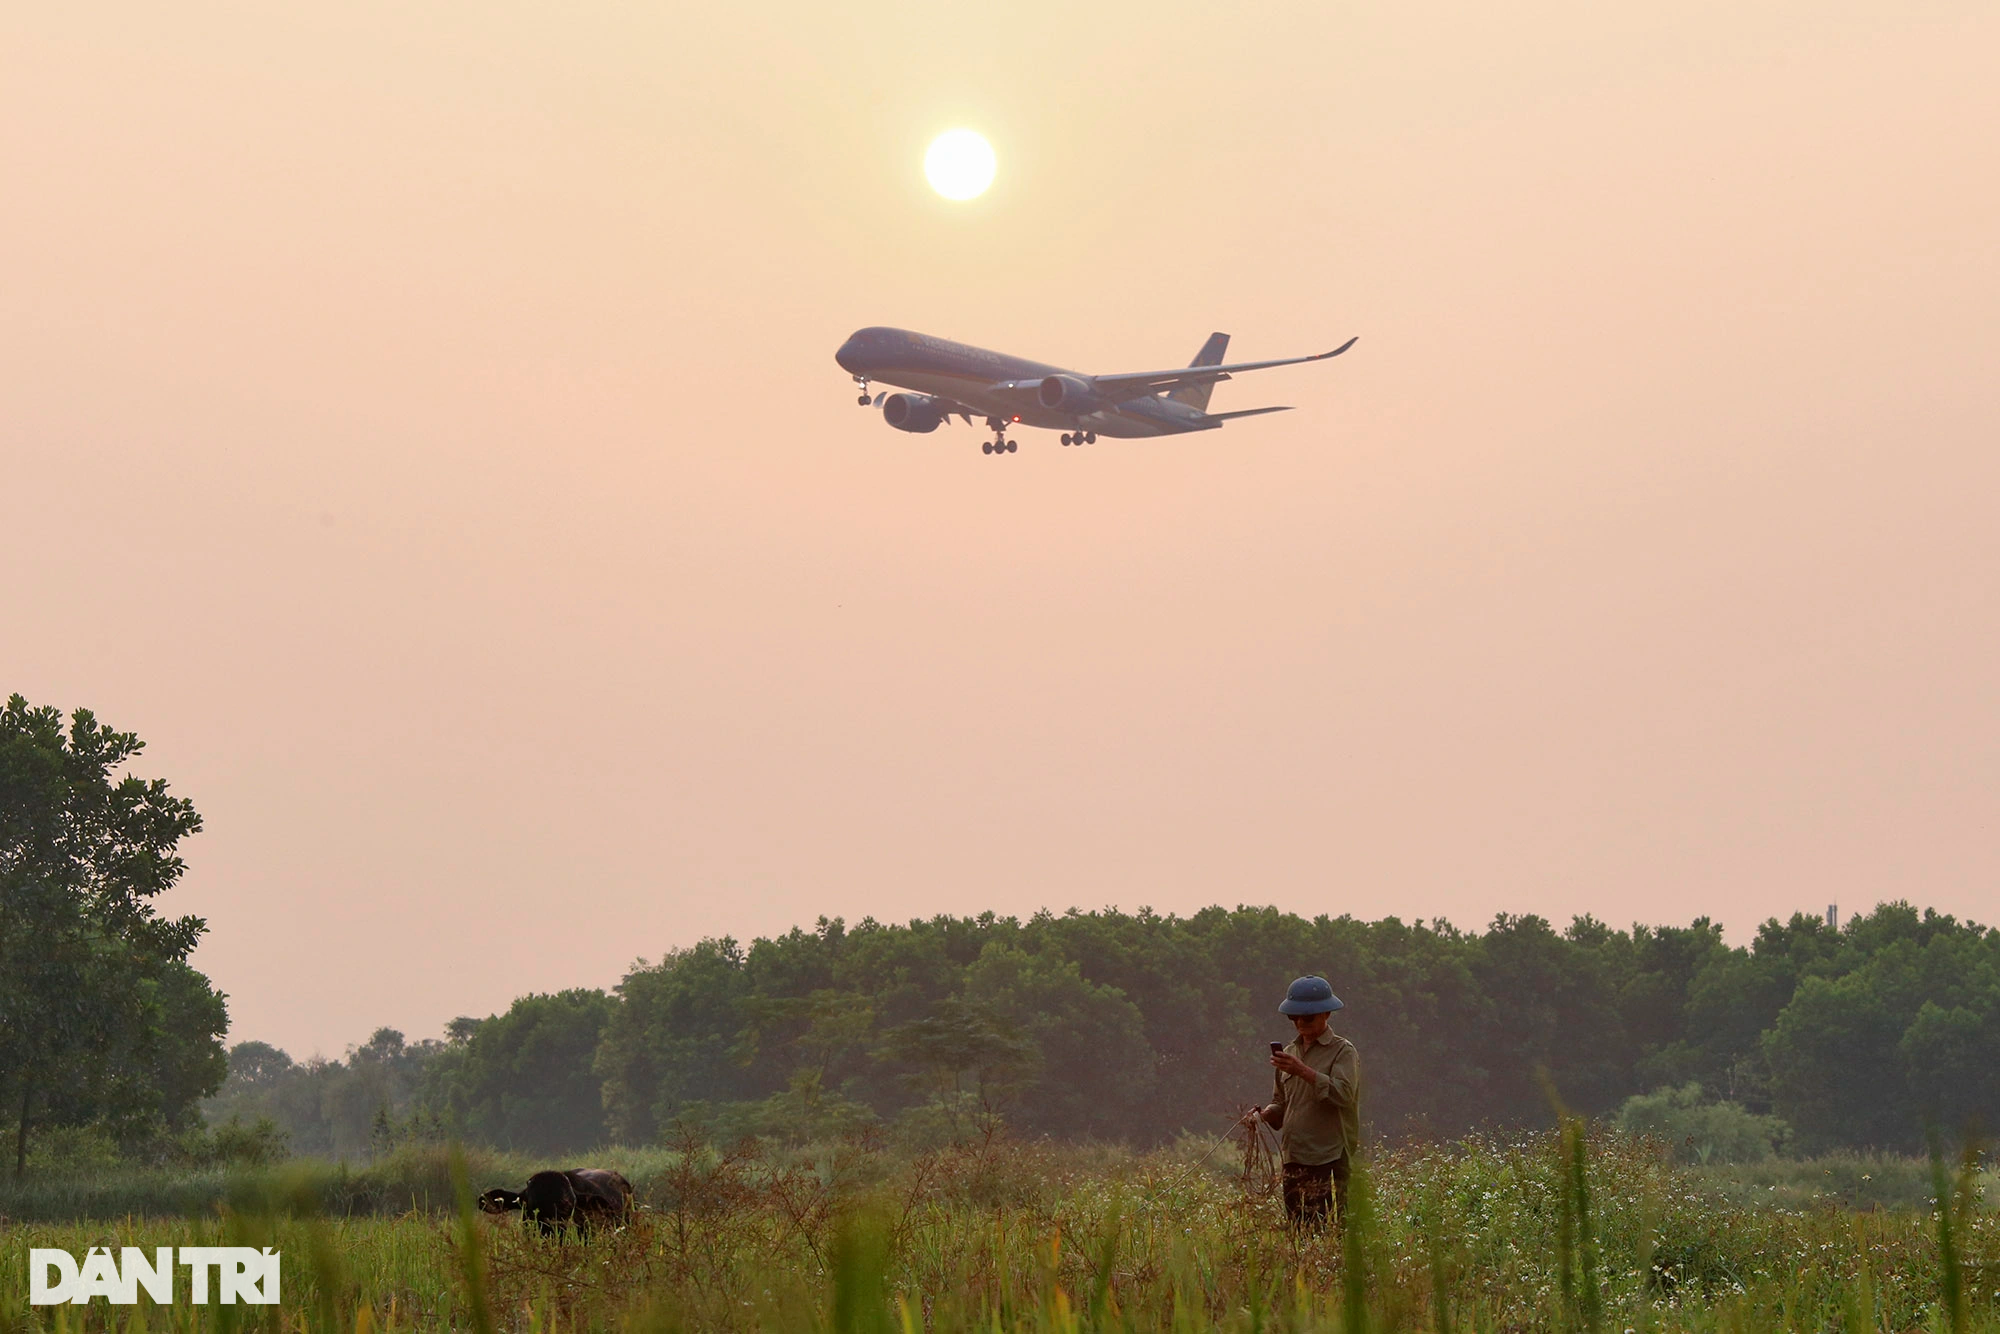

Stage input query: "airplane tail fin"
[{"left": 1168, "top": 333, "right": 1229, "bottom": 411}]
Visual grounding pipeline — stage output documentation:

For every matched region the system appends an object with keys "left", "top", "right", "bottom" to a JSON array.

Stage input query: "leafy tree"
[
  {"left": 444, "top": 989, "right": 615, "bottom": 1154},
  {"left": 1469, "top": 913, "right": 1628, "bottom": 1120},
  {"left": 961, "top": 941, "right": 1152, "bottom": 1139},
  {"left": 1763, "top": 905, "right": 2000, "bottom": 1152},
  {"left": 875, "top": 997, "right": 1038, "bottom": 1143},
  {"left": 1613, "top": 920, "right": 1729, "bottom": 1085},
  {"left": 741, "top": 989, "right": 876, "bottom": 1085},
  {"left": 204, "top": 1028, "right": 451, "bottom": 1161},
  {"left": 1765, "top": 971, "right": 1913, "bottom": 1151},
  {"left": 204, "top": 1045, "right": 343, "bottom": 1158},
  {"left": 223, "top": 1039, "right": 297, "bottom": 1086},
  {"left": 1899, "top": 999, "right": 2000, "bottom": 1133},
  {"left": 0, "top": 696, "right": 220, "bottom": 1176},
  {"left": 832, "top": 912, "right": 1022, "bottom": 1029},
  {"left": 595, "top": 939, "right": 756, "bottom": 1144},
  {"left": 123, "top": 960, "right": 230, "bottom": 1145},
  {"left": 1298, "top": 914, "right": 1489, "bottom": 1136},
  {"left": 731, "top": 988, "right": 881, "bottom": 1139},
  {"left": 320, "top": 1028, "right": 446, "bottom": 1159},
  {"left": 1035, "top": 907, "right": 1256, "bottom": 1140}
]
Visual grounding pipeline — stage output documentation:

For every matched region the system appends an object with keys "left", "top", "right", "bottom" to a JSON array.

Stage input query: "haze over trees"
[{"left": 211, "top": 901, "right": 1999, "bottom": 1161}]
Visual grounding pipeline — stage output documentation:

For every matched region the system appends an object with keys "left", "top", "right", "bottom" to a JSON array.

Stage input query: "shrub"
[
  {"left": 173, "top": 1114, "right": 291, "bottom": 1168},
  {"left": 19, "top": 1124, "right": 124, "bottom": 1173},
  {"left": 1616, "top": 1082, "right": 1789, "bottom": 1164}
]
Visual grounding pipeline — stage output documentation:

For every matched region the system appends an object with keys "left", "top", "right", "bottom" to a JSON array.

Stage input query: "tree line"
[
  {"left": 209, "top": 901, "right": 1999, "bottom": 1162},
  {"left": 8, "top": 694, "right": 1995, "bottom": 1172}
]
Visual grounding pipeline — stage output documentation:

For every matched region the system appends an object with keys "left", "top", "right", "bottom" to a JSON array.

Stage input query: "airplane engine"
[
  {"left": 1037, "top": 374, "right": 1103, "bottom": 413},
  {"left": 881, "top": 393, "right": 945, "bottom": 433}
]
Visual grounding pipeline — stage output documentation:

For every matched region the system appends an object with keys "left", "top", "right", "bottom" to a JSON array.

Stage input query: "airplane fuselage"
[{"left": 834, "top": 327, "right": 1209, "bottom": 438}]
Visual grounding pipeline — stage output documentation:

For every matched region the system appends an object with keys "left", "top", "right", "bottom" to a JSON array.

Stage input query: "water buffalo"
[{"left": 477, "top": 1168, "right": 634, "bottom": 1235}]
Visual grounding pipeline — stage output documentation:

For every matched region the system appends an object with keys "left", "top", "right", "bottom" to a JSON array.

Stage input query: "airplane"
[{"left": 833, "top": 326, "right": 1358, "bottom": 456}]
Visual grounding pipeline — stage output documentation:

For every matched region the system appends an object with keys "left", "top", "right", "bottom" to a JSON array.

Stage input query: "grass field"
[{"left": 2, "top": 1127, "right": 1994, "bottom": 1332}]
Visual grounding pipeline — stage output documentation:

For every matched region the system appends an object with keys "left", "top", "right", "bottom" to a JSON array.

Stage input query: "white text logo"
[{"left": 29, "top": 1248, "right": 281, "bottom": 1306}]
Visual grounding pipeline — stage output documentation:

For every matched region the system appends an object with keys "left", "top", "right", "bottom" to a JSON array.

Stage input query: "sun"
[{"left": 924, "top": 129, "right": 996, "bottom": 201}]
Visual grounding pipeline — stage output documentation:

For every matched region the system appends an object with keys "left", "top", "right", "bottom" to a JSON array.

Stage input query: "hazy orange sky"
[{"left": 5, "top": 1, "right": 1995, "bottom": 1057}]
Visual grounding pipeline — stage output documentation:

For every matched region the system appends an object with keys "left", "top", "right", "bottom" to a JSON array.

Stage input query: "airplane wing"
[
  {"left": 1086, "top": 336, "right": 1358, "bottom": 405},
  {"left": 1204, "top": 405, "right": 1294, "bottom": 422}
]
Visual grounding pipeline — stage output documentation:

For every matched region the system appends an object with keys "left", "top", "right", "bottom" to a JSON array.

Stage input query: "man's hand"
[
  {"left": 1271, "top": 1050, "right": 1318, "bottom": 1082},
  {"left": 1240, "top": 1107, "right": 1263, "bottom": 1127}
]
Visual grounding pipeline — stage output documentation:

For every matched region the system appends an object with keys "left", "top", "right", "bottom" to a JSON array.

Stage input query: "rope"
[
  {"left": 1160, "top": 1118, "right": 1252, "bottom": 1196},
  {"left": 1242, "top": 1115, "right": 1280, "bottom": 1194}
]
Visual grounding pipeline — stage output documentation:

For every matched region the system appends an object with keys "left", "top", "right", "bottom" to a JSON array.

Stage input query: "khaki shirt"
[{"left": 1261, "top": 1028, "right": 1360, "bottom": 1166}]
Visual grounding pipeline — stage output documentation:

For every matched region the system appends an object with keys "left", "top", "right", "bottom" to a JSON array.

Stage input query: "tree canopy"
[
  {"left": 0, "top": 695, "right": 227, "bottom": 1175},
  {"left": 213, "top": 901, "right": 1998, "bottom": 1159}
]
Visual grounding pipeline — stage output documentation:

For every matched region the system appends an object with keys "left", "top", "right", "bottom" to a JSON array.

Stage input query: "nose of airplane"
[{"left": 834, "top": 332, "right": 866, "bottom": 373}]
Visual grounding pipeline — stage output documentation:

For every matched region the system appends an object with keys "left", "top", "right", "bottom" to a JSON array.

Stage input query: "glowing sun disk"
[{"left": 925, "top": 130, "right": 996, "bottom": 200}]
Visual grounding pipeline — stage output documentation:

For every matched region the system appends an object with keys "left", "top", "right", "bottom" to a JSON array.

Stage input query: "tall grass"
[
  {"left": 1, "top": 1129, "right": 1993, "bottom": 1331},
  {"left": 1557, "top": 1115, "right": 1604, "bottom": 1333},
  {"left": 1691, "top": 1148, "right": 2000, "bottom": 1213},
  {"left": 0, "top": 1145, "right": 528, "bottom": 1225},
  {"left": 1934, "top": 1135, "right": 1988, "bottom": 1334}
]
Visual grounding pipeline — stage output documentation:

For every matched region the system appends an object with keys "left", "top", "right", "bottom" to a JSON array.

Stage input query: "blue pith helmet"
[{"left": 1279, "top": 976, "right": 1344, "bottom": 1016}]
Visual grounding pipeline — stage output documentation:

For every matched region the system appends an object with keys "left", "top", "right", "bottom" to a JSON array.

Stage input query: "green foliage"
[
  {"left": 0, "top": 1140, "right": 516, "bottom": 1222},
  {"left": 1691, "top": 1150, "right": 2000, "bottom": 1212},
  {"left": 1902, "top": 1000, "right": 2000, "bottom": 1132},
  {"left": 1763, "top": 905, "right": 2000, "bottom": 1152},
  {"left": 876, "top": 996, "right": 1039, "bottom": 1144},
  {"left": 593, "top": 937, "right": 757, "bottom": 1145},
  {"left": 1559, "top": 1115, "right": 1605, "bottom": 1333},
  {"left": 174, "top": 1113, "right": 291, "bottom": 1168},
  {"left": 0, "top": 694, "right": 224, "bottom": 1176},
  {"left": 829, "top": 1208, "right": 894, "bottom": 1334},
  {"left": 14, "top": 1123, "right": 125, "bottom": 1173},
  {"left": 447, "top": 1147, "right": 497, "bottom": 1334},
  {"left": 961, "top": 941, "right": 1154, "bottom": 1138},
  {"left": 179, "top": 900, "right": 2000, "bottom": 1161},
  {"left": 433, "top": 988, "right": 615, "bottom": 1154},
  {"left": 204, "top": 1027, "right": 450, "bottom": 1161},
  {"left": 1616, "top": 1083, "right": 1790, "bottom": 1164},
  {"left": 566, "top": 901, "right": 1997, "bottom": 1154}
]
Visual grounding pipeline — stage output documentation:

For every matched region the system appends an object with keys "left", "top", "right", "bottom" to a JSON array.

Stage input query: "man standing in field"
[{"left": 1245, "top": 976, "right": 1360, "bottom": 1231}]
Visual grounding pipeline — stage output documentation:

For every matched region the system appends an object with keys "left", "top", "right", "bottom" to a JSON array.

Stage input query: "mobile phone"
[{"left": 1268, "top": 1041, "right": 1283, "bottom": 1054}]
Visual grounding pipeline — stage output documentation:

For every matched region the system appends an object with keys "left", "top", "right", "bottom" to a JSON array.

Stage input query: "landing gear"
[
  {"left": 1060, "top": 431, "right": 1096, "bottom": 447},
  {"left": 853, "top": 375, "right": 872, "bottom": 406},
  {"left": 981, "top": 418, "right": 1019, "bottom": 457}
]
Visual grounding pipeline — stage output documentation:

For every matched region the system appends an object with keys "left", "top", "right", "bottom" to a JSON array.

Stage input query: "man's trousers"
[{"left": 1281, "top": 1157, "right": 1350, "bottom": 1231}]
